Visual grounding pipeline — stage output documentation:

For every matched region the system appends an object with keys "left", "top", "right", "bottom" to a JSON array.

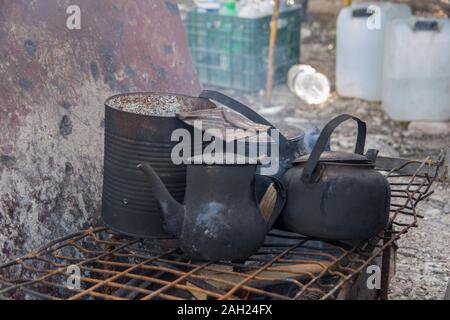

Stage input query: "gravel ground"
[{"left": 229, "top": 0, "right": 450, "bottom": 300}]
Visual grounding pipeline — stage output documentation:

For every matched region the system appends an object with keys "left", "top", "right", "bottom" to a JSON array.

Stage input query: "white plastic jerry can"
[
  {"left": 336, "top": 2, "right": 411, "bottom": 101},
  {"left": 382, "top": 18, "right": 450, "bottom": 122}
]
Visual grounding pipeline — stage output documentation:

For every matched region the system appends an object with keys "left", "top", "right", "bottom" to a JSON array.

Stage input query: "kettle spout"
[{"left": 137, "top": 162, "right": 184, "bottom": 237}]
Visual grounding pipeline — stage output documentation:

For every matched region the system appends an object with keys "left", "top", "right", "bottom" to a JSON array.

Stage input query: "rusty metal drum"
[{"left": 102, "top": 93, "right": 215, "bottom": 238}]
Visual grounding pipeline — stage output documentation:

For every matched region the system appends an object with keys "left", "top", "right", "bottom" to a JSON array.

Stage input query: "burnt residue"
[
  {"left": 24, "top": 39, "right": 37, "bottom": 57},
  {"left": 65, "top": 162, "right": 74, "bottom": 175},
  {"left": 102, "top": 45, "right": 117, "bottom": 72},
  {"left": 100, "top": 45, "right": 117, "bottom": 90},
  {"left": 90, "top": 61, "right": 100, "bottom": 81},
  {"left": 0, "top": 155, "right": 17, "bottom": 168},
  {"left": 146, "top": 58, "right": 167, "bottom": 82},
  {"left": 59, "top": 115, "right": 73, "bottom": 137},
  {"left": 163, "top": 44, "right": 173, "bottom": 55},
  {"left": 18, "top": 78, "right": 34, "bottom": 91},
  {"left": 112, "top": 21, "right": 124, "bottom": 39},
  {"left": 59, "top": 101, "right": 72, "bottom": 110},
  {"left": 104, "top": 74, "right": 116, "bottom": 91},
  {"left": 125, "top": 65, "right": 136, "bottom": 78},
  {"left": 79, "top": 60, "right": 86, "bottom": 74},
  {"left": 159, "top": 68, "right": 167, "bottom": 81},
  {"left": 164, "top": 0, "right": 179, "bottom": 14}
]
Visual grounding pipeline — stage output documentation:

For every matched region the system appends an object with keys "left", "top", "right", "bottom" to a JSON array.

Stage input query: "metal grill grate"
[{"left": 0, "top": 153, "right": 445, "bottom": 300}]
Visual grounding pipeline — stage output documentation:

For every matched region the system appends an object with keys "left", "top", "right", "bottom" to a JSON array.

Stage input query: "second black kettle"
[{"left": 277, "top": 114, "right": 391, "bottom": 240}]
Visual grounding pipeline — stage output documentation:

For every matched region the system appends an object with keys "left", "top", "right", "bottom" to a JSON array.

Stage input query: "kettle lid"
[{"left": 294, "top": 151, "right": 373, "bottom": 165}]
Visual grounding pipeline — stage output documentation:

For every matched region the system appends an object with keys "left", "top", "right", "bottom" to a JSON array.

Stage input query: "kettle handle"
[
  {"left": 257, "top": 175, "right": 287, "bottom": 230},
  {"left": 199, "top": 90, "right": 289, "bottom": 145},
  {"left": 301, "top": 114, "right": 367, "bottom": 183}
]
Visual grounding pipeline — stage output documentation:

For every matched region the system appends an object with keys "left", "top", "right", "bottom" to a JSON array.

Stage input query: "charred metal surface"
[
  {"left": 138, "top": 160, "right": 286, "bottom": 261},
  {"left": 0, "top": 0, "right": 201, "bottom": 262}
]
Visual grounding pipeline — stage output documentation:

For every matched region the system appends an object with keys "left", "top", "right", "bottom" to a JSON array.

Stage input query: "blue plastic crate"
[{"left": 186, "top": 7, "right": 302, "bottom": 92}]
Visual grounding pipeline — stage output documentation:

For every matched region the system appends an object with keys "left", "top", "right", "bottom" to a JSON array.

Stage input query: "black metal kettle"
[
  {"left": 138, "top": 156, "right": 286, "bottom": 261},
  {"left": 277, "top": 114, "right": 391, "bottom": 240}
]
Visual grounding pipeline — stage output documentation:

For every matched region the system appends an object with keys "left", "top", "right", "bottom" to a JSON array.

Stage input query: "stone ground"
[{"left": 228, "top": 0, "right": 449, "bottom": 300}]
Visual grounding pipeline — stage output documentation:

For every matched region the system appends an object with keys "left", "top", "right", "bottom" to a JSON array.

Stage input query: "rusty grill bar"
[{"left": 0, "top": 154, "right": 445, "bottom": 300}]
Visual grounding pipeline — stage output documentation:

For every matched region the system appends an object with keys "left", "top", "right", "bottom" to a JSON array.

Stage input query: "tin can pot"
[{"left": 102, "top": 92, "right": 215, "bottom": 238}]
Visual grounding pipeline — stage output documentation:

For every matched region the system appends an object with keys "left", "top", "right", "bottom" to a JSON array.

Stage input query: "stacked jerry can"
[
  {"left": 336, "top": 2, "right": 450, "bottom": 122},
  {"left": 382, "top": 18, "right": 450, "bottom": 121},
  {"left": 336, "top": 2, "right": 411, "bottom": 101}
]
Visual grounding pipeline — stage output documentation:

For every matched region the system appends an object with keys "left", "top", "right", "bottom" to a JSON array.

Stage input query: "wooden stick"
[{"left": 265, "top": 0, "right": 280, "bottom": 101}]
